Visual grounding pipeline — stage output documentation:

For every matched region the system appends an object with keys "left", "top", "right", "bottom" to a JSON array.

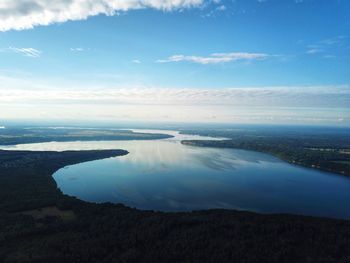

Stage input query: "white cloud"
[
  {"left": 0, "top": 0, "right": 204, "bottom": 31},
  {"left": 132, "top": 59, "right": 141, "bottom": 64},
  {"left": 0, "top": 84, "right": 349, "bottom": 124},
  {"left": 157, "top": 52, "right": 269, "bottom": 64},
  {"left": 70, "top": 48, "right": 86, "bottom": 52},
  {"left": 306, "top": 48, "right": 322, "bottom": 54},
  {"left": 305, "top": 36, "right": 348, "bottom": 55},
  {"left": 7, "top": 47, "right": 41, "bottom": 57},
  {"left": 216, "top": 5, "right": 226, "bottom": 11},
  {"left": 0, "top": 85, "right": 348, "bottom": 108}
]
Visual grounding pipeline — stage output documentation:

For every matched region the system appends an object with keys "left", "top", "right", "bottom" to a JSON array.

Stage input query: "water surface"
[{"left": 2, "top": 129, "right": 350, "bottom": 219}]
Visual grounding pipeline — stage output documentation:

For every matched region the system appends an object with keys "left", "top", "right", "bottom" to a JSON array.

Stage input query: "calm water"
[{"left": 2, "top": 129, "right": 350, "bottom": 219}]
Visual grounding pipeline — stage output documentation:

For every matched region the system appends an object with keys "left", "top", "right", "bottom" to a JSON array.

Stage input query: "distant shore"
[
  {"left": 181, "top": 140, "right": 350, "bottom": 177},
  {"left": 0, "top": 128, "right": 173, "bottom": 146}
]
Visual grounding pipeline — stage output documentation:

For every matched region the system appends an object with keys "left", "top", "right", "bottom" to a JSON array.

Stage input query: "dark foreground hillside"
[{"left": 1, "top": 150, "right": 350, "bottom": 263}]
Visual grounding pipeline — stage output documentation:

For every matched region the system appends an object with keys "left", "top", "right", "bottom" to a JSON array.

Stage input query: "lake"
[{"left": 2, "top": 129, "right": 350, "bottom": 219}]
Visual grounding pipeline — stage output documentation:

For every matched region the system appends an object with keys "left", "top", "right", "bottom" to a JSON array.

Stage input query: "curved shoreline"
[
  {"left": 181, "top": 140, "right": 350, "bottom": 177},
  {"left": 1, "top": 149, "right": 350, "bottom": 262}
]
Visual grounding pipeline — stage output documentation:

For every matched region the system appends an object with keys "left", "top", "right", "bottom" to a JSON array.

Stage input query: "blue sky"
[{"left": 0, "top": 0, "right": 349, "bottom": 125}]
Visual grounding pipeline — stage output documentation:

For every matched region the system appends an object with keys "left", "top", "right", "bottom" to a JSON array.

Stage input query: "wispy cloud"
[
  {"left": 132, "top": 59, "right": 141, "bottom": 64},
  {"left": 323, "top": 55, "right": 336, "bottom": 59},
  {"left": 1, "top": 84, "right": 348, "bottom": 108},
  {"left": 201, "top": 0, "right": 228, "bottom": 18},
  {"left": 1, "top": 85, "right": 349, "bottom": 124},
  {"left": 0, "top": 0, "right": 204, "bottom": 32},
  {"left": 305, "top": 35, "right": 348, "bottom": 56},
  {"left": 320, "top": 35, "right": 347, "bottom": 46},
  {"left": 7, "top": 47, "right": 41, "bottom": 58},
  {"left": 306, "top": 48, "right": 323, "bottom": 54},
  {"left": 157, "top": 52, "right": 269, "bottom": 64},
  {"left": 216, "top": 5, "right": 226, "bottom": 11},
  {"left": 70, "top": 48, "right": 87, "bottom": 52}
]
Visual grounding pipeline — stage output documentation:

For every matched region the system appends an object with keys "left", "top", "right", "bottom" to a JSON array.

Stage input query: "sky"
[{"left": 0, "top": 0, "right": 349, "bottom": 125}]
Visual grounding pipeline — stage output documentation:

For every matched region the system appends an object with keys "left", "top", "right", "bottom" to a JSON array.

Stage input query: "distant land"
[
  {"left": 0, "top": 127, "right": 173, "bottom": 145},
  {"left": 181, "top": 127, "right": 350, "bottom": 176}
]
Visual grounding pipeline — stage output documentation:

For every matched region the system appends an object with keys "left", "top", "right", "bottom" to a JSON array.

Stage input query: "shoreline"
[{"left": 1, "top": 149, "right": 350, "bottom": 262}]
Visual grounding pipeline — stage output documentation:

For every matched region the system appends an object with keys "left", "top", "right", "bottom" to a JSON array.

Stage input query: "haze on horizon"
[{"left": 0, "top": 0, "right": 349, "bottom": 125}]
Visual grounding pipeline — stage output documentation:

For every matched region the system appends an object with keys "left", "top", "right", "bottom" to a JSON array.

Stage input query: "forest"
[{"left": 1, "top": 149, "right": 350, "bottom": 263}]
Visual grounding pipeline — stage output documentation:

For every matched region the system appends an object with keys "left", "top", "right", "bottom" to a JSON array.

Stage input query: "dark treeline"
[{"left": 1, "top": 150, "right": 350, "bottom": 263}]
